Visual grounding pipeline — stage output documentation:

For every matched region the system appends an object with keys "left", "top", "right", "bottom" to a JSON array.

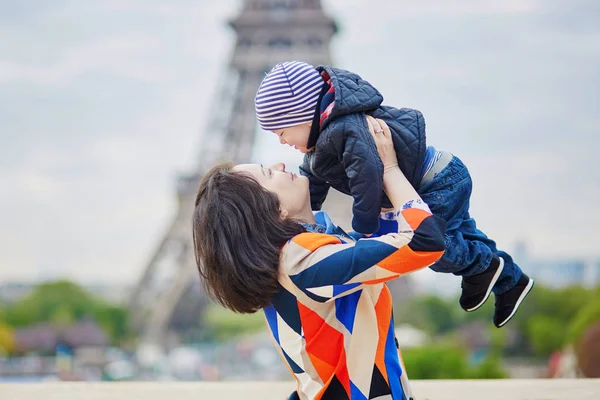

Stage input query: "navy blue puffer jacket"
[{"left": 299, "top": 66, "right": 426, "bottom": 234}]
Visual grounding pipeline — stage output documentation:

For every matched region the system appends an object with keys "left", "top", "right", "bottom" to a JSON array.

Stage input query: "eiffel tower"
[{"left": 128, "top": 0, "right": 339, "bottom": 346}]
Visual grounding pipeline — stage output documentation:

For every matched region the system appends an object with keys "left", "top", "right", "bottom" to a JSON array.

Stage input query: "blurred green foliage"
[
  {"left": 395, "top": 284, "right": 600, "bottom": 358},
  {"left": 202, "top": 305, "right": 266, "bottom": 341},
  {"left": 2, "top": 278, "right": 599, "bottom": 371},
  {"left": 0, "top": 280, "right": 130, "bottom": 350},
  {"left": 568, "top": 301, "right": 600, "bottom": 347},
  {"left": 403, "top": 344, "right": 507, "bottom": 379},
  {"left": 472, "top": 354, "right": 507, "bottom": 379},
  {"left": 198, "top": 283, "right": 600, "bottom": 369},
  {"left": 403, "top": 345, "right": 470, "bottom": 379},
  {"left": 526, "top": 315, "right": 565, "bottom": 355}
]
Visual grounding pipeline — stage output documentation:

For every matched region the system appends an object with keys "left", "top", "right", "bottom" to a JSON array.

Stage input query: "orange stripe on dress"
[
  {"left": 314, "top": 350, "right": 351, "bottom": 400},
  {"left": 335, "top": 350, "right": 351, "bottom": 397},
  {"left": 299, "top": 301, "right": 350, "bottom": 399},
  {"left": 298, "top": 302, "right": 344, "bottom": 368},
  {"left": 400, "top": 208, "right": 432, "bottom": 230},
  {"left": 377, "top": 246, "right": 444, "bottom": 275},
  {"left": 291, "top": 232, "right": 342, "bottom": 252},
  {"left": 374, "top": 286, "right": 393, "bottom": 384},
  {"left": 308, "top": 353, "right": 336, "bottom": 384}
]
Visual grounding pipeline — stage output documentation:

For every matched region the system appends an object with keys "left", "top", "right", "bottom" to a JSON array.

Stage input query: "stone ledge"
[{"left": 1, "top": 379, "right": 599, "bottom": 400}]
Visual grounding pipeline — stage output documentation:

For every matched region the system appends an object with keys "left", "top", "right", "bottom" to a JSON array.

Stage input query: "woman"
[{"left": 192, "top": 117, "right": 446, "bottom": 400}]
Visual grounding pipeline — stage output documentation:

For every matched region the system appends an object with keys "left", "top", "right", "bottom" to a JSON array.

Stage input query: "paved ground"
[{"left": 1, "top": 379, "right": 599, "bottom": 400}]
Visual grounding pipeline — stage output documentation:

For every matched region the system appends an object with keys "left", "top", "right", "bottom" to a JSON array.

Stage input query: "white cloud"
[
  {"left": 326, "top": 0, "right": 542, "bottom": 18},
  {"left": 0, "top": 35, "right": 176, "bottom": 85}
]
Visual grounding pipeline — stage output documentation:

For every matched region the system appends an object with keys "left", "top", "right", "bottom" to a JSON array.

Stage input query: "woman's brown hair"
[{"left": 192, "top": 162, "right": 305, "bottom": 313}]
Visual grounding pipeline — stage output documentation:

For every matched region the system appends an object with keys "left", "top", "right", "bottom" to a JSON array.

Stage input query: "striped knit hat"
[{"left": 255, "top": 61, "right": 324, "bottom": 131}]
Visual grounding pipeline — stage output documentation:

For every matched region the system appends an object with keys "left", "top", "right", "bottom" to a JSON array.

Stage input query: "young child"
[{"left": 254, "top": 61, "right": 534, "bottom": 328}]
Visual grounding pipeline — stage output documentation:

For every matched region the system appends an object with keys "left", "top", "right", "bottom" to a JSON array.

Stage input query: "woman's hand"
[
  {"left": 366, "top": 115, "right": 423, "bottom": 210},
  {"left": 366, "top": 115, "right": 398, "bottom": 172}
]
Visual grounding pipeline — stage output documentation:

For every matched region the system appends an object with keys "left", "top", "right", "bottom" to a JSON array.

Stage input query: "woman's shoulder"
[
  {"left": 280, "top": 232, "right": 345, "bottom": 274},
  {"left": 279, "top": 232, "right": 347, "bottom": 284}
]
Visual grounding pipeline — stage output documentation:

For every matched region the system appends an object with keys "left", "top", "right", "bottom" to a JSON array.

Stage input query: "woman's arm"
[
  {"left": 366, "top": 116, "right": 426, "bottom": 211},
  {"left": 282, "top": 203, "right": 445, "bottom": 301},
  {"left": 352, "top": 117, "right": 432, "bottom": 239},
  {"left": 281, "top": 117, "right": 446, "bottom": 302}
]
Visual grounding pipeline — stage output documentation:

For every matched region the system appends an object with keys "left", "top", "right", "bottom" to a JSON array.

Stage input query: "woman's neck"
[{"left": 295, "top": 206, "right": 316, "bottom": 225}]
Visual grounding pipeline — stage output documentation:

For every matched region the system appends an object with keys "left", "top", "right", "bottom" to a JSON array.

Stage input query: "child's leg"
[
  {"left": 447, "top": 212, "right": 522, "bottom": 295},
  {"left": 419, "top": 155, "right": 523, "bottom": 294}
]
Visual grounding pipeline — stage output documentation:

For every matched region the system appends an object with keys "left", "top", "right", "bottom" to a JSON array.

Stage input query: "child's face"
[{"left": 272, "top": 122, "right": 312, "bottom": 153}]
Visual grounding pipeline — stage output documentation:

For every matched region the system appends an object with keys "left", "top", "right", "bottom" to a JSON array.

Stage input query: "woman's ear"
[{"left": 280, "top": 209, "right": 289, "bottom": 219}]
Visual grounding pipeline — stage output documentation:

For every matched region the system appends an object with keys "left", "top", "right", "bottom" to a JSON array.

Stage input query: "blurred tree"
[
  {"left": 403, "top": 345, "right": 470, "bottom": 379},
  {"left": 94, "top": 305, "right": 129, "bottom": 343},
  {"left": 203, "top": 305, "right": 266, "bottom": 341},
  {"left": 568, "top": 301, "right": 600, "bottom": 347},
  {"left": 49, "top": 304, "right": 75, "bottom": 325},
  {"left": 505, "top": 285, "right": 596, "bottom": 356},
  {"left": 5, "top": 281, "right": 96, "bottom": 326},
  {"left": 512, "top": 286, "right": 592, "bottom": 332},
  {"left": 395, "top": 296, "right": 461, "bottom": 335},
  {"left": 472, "top": 354, "right": 507, "bottom": 379},
  {"left": 4, "top": 280, "right": 130, "bottom": 344},
  {"left": 403, "top": 338, "right": 507, "bottom": 380},
  {"left": 526, "top": 315, "right": 566, "bottom": 356},
  {"left": 395, "top": 285, "right": 599, "bottom": 360},
  {"left": 394, "top": 301, "right": 434, "bottom": 333},
  {"left": 488, "top": 325, "right": 506, "bottom": 355}
]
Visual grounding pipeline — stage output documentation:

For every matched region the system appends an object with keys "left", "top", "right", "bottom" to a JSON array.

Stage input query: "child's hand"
[{"left": 366, "top": 115, "right": 398, "bottom": 172}]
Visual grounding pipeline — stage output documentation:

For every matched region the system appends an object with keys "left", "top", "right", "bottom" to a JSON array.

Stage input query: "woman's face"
[{"left": 233, "top": 163, "right": 310, "bottom": 217}]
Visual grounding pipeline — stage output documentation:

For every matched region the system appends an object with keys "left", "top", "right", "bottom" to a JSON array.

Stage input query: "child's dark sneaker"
[
  {"left": 493, "top": 273, "right": 534, "bottom": 328},
  {"left": 459, "top": 255, "right": 504, "bottom": 312}
]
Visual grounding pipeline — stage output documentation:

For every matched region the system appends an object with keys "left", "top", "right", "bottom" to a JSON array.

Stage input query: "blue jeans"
[{"left": 418, "top": 155, "right": 522, "bottom": 294}]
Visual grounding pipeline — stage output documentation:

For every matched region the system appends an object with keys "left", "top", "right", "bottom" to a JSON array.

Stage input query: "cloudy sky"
[{"left": 1, "top": 0, "right": 598, "bottom": 287}]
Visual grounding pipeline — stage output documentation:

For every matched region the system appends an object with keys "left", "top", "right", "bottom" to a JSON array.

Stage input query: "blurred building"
[
  {"left": 513, "top": 240, "right": 600, "bottom": 289},
  {"left": 14, "top": 319, "right": 107, "bottom": 354},
  {"left": 394, "top": 324, "right": 428, "bottom": 348}
]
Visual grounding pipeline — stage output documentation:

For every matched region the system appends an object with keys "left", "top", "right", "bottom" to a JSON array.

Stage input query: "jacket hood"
[{"left": 316, "top": 65, "right": 383, "bottom": 128}]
